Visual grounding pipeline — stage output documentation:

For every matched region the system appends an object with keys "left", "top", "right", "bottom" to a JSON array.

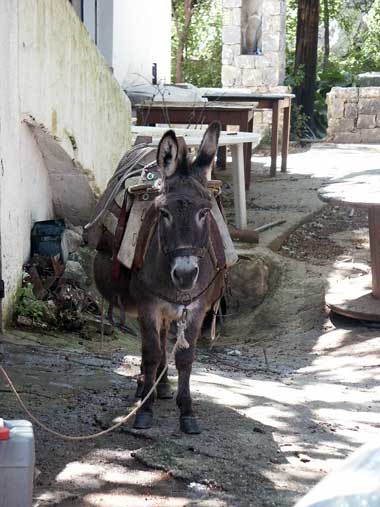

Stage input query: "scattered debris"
[{"left": 15, "top": 221, "right": 105, "bottom": 337}]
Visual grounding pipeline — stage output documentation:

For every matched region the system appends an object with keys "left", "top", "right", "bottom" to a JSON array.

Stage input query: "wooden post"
[
  {"left": 270, "top": 101, "right": 280, "bottom": 177},
  {"left": 281, "top": 100, "right": 291, "bottom": 173},
  {"left": 368, "top": 207, "right": 380, "bottom": 299}
]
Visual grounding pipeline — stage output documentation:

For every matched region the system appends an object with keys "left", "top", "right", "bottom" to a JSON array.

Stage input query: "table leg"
[
  {"left": 243, "top": 115, "right": 254, "bottom": 190},
  {"left": 230, "top": 144, "right": 247, "bottom": 229},
  {"left": 270, "top": 101, "right": 280, "bottom": 177},
  {"left": 281, "top": 102, "right": 291, "bottom": 173},
  {"left": 216, "top": 124, "right": 227, "bottom": 170},
  {"left": 369, "top": 208, "right": 380, "bottom": 298}
]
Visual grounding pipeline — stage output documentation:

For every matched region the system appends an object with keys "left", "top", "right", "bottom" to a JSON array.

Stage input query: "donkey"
[{"left": 93, "top": 122, "right": 225, "bottom": 434}]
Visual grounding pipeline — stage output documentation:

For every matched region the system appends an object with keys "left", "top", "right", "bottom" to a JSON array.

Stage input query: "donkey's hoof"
[
  {"left": 180, "top": 416, "right": 201, "bottom": 434},
  {"left": 133, "top": 411, "right": 153, "bottom": 430},
  {"left": 157, "top": 383, "right": 174, "bottom": 399},
  {"left": 134, "top": 383, "right": 144, "bottom": 400}
]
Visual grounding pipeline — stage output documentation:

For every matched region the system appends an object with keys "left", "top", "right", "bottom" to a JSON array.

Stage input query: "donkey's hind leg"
[
  {"left": 133, "top": 315, "right": 161, "bottom": 430},
  {"left": 135, "top": 361, "right": 144, "bottom": 399},
  {"left": 156, "top": 324, "right": 173, "bottom": 400}
]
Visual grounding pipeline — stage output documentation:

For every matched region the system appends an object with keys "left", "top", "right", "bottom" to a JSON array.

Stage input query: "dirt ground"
[{"left": 2, "top": 146, "right": 380, "bottom": 507}]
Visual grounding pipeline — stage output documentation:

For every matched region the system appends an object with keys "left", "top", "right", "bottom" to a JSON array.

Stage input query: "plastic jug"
[{"left": 0, "top": 419, "right": 35, "bottom": 507}]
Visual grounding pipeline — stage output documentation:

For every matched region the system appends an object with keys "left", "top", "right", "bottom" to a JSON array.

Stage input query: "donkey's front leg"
[
  {"left": 156, "top": 324, "right": 173, "bottom": 400},
  {"left": 176, "top": 319, "right": 202, "bottom": 434},
  {"left": 133, "top": 315, "right": 161, "bottom": 430}
]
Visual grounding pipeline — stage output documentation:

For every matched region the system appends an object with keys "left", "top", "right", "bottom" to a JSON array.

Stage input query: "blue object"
[{"left": 31, "top": 219, "right": 65, "bottom": 258}]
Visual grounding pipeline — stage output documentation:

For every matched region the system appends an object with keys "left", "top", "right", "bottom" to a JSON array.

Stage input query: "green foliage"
[
  {"left": 361, "top": 0, "right": 380, "bottom": 70},
  {"left": 290, "top": 105, "right": 310, "bottom": 141},
  {"left": 172, "top": 0, "right": 222, "bottom": 87},
  {"left": 15, "top": 283, "right": 45, "bottom": 322},
  {"left": 286, "top": 0, "right": 379, "bottom": 138}
]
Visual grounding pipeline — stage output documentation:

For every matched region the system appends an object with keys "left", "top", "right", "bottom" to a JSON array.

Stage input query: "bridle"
[{"left": 161, "top": 246, "right": 207, "bottom": 259}]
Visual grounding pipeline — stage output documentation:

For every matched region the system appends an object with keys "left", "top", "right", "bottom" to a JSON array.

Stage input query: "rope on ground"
[{"left": 0, "top": 342, "right": 179, "bottom": 442}]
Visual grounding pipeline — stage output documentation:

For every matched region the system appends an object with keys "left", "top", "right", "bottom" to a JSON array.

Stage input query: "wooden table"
[
  {"left": 202, "top": 90, "right": 294, "bottom": 178},
  {"left": 135, "top": 102, "right": 255, "bottom": 189},
  {"left": 132, "top": 126, "right": 260, "bottom": 229},
  {"left": 318, "top": 171, "right": 380, "bottom": 321}
]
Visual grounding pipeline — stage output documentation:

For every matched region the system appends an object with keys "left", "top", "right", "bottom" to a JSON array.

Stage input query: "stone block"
[
  {"left": 262, "top": 67, "right": 280, "bottom": 87},
  {"left": 271, "top": 85, "right": 291, "bottom": 94},
  {"left": 327, "top": 98, "right": 344, "bottom": 120},
  {"left": 358, "top": 72, "right": 380, "bottom": 87},
  {"left": 330, "top": 131, "right": 361, "bottom": 143},
  {"left": 262, "top": 32, "right": 280, "bottom": 52},
  {"left": 223, "top": 7, "right": 241, "bottom": 25},
  {"left": 250, "top": 55, "right": 270, "bottom": 69},
  {"left": 222, "top": 65, "right": 241, "bottom": 87},
  {"left": 223, "top": 0, "right": 241, "bottom": 7},
  {"left": 264, "top": 0, "right": 281, "bottom": 15},
  {"left": 329, "top": 87, "right": 359, "bottom": 102},
  {"left": 357, "top": 114, "right": 376, "bottom": 129},
  {"left": 222, "top": 45, "right": 240, "bottom": 65},
  {"left": 237, "top": 54, "right": 256, "bottom": 69},
  {"left": 358, "top": 86, "right": 380, "bottom": 98},
  {"left": 360, "top": 128, "right": 380, "bottom": 144},
  {"left": 358, "top": 99, "right": 380, "bottom": 115},
  {"left": 222, "top": 25, "right": 241, "bottom": 45},
  {"left": 263, "top": 15, "right": 281, "bottom": 33},
  {"left": 242, "top": 68, "right": 263, "bottom": 87},
  {"left": 344, "top": 102, "right": 358, "bottom": 119},
  {"left": 336, "top": 117, "right": 355, "bottom": 131}
]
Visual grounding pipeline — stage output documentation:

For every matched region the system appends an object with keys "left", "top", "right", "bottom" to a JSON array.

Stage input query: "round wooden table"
[{"left": 318, "top": 171, "right": 380, "bottom": 321}]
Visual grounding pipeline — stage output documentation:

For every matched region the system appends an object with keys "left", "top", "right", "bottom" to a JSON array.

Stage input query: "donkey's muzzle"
[{"left": 171, "top": 256, "right": 199, "bottom": 291}]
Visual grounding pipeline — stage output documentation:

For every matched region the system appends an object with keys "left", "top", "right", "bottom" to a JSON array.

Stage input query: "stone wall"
[
  {"left": 327, "top": 87, "right": 380, "bottom": 144},
  {"left": 222, "top": 0, "right": 286, "bottom": 91}
]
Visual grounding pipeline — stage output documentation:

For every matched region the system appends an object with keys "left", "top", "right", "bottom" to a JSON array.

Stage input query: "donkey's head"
[{"left": 156, "top": 122, "right": 221, "bottom": 292}]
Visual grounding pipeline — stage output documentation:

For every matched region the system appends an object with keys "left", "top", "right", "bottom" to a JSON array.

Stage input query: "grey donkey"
[{"left": 93, "top": 122, "right": 225, "bottom": 434}]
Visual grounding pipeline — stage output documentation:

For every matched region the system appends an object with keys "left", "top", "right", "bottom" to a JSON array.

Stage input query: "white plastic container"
[
  {"left": 0, "top": 419, "right": 35, "bottom": 507},
  {"left": 295, "top": 440, "right": 380, "bottom": 507}
]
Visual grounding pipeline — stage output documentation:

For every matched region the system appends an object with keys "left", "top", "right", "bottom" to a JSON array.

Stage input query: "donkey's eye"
[
  {"left": 198, "top": 208, "right": 210, "bottom": 221},
  {"left": 159, "top": 208, "right": 172, "bottom": 222}
]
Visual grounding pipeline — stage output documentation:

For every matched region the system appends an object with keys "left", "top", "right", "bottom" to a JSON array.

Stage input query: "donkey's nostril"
[
  {"left": 172, "top": 265, "right": 199, "bottom": 290},
  {"left": 173, "top": 269, "right": 181, "bottom": 282}
]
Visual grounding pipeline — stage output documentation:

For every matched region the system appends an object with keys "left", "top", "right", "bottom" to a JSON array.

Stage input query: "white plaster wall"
[
  {"left": 0, "top": 1, "right": 53, "bottom": 322},
  {"left": 19, "top": 0, "right": 132, "bottom": 194},
  {"left": 113, "top": 0, "right": 172, "bottom": 88},
  {"left": 0, "top": 0, "right": 132, "bottom": 323}
]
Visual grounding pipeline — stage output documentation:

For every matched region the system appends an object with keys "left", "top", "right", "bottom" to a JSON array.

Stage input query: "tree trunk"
[
  {"left": 294, "top": 0, "right": 320, "bottom": 127},
  {"left": 323, "top": 0, "right": 330, "bottom": 73},
  {"left": 173, "top": 0, "right": 195, "bottom": 83}
]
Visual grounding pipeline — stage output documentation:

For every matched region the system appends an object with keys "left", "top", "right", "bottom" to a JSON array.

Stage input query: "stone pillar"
[{"left": 222, "top": 0, "right": 287, "bottom": 92}]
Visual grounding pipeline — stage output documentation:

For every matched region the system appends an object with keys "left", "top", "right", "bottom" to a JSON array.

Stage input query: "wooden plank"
[
  {"left": 369, "top": 208, "right": 380, "bottom": 299},
  {"left": 281, "top": 102, "right": 291, "bottom": 173},
  {"left": 270, "top": 101, "right": 280, "bottom": 177},
  {"left": 326, "top": 274, "right": 380, "bottom": 321},
  {"left": 318, "top": 170, "right": 380, "bottom": 209}
]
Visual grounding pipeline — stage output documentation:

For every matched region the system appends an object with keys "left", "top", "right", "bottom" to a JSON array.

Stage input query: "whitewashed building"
[
  {"left": 71, "top": 0, "right": 172, "bottom": 88},
  {"left": 0, "top": 0, "right": 171, "bottom": 325}
]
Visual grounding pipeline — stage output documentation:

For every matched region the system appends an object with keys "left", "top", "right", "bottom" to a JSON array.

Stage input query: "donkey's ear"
[
  {"left": 157, "top": 130, "right": 179, "bottom": 178},
  {"left": 193, "top": 122, "right": 221, "bottom": 180}
]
